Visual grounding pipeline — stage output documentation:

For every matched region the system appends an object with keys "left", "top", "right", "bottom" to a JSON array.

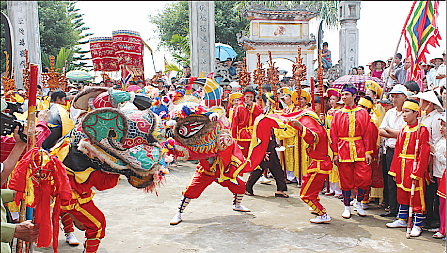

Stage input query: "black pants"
[
  {"left": 386, "top": 148, "right": 398, "bottom": 214},
  {"left": 246, "top": 149, "right": 287, "bottom": 193},
  {"left": 425, "top": 178, "right": 440, "bottom": 227},
  {"left": 382, "top": 152, "right": 389, "bottom": 206}
]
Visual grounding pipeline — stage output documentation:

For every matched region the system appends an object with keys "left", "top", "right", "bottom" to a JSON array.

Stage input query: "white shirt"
[
  {"left": 427, "top": 68, "right": 437, "bottom": 90},
  {"left": 421, "top": 110, "right": 442, "bottom": 145},
  {"left": 436, "top": 63, "right": 446, "bottom": 88},
  {"left": 379, "top": 107, "right": 406, "bottom": 149},
  {"left": 381, "top": 67, "right": 398, "bottom": 89},
  {"left": 432, "top": 138, "right": 446, "bottom": 178},
  {"left": 70, "top": 104, "right": 81, "bottom": 123}
]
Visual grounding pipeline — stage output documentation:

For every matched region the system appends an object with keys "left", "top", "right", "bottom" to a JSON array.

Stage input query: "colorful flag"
[
  {"left": 164, "top": 55, "right": 172, "bottom": 80},
  {"left": 121, "top": 65, "right": 134, "bottom": 89},
  {"left": 404, "top": 1, "right": 441, "bottom": 81}
]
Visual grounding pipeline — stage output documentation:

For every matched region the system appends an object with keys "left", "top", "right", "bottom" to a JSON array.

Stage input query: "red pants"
[
  {"left": 183, "top": 171, "right": 246, "bottom": 199},
  {"left": 64, "top": 200, "right": 106, "bottom": 239},
  {"left": 300, "top": 160, "right": 331, "bottom": 216},
  {"left": 397, "top": 185, "right": 426, "bottom": 214},
  {"left": 60, "top": 210, "right": 74, "bottom": 234},
  {"left": 64, "top": 200, "right": 105, "bottom": 253},
  {"left": 338, "top": 161, "right": 371, "bottom": 191}
]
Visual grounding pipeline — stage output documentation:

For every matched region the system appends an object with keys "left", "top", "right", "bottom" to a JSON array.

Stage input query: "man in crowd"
[
  {"left": 183, "top": 64, "right": 191, "bottom": 78},
  {"left": 382, "top": 54, "right": 402, "bottom": 90},
  {"left": 392, "top": 57, "right": 411, "bottom": 85},
  {"left": 231, "top": 87, "right": 263, "bottom": 158},
  {"left": 378, "top": 85, "right": 407, "bottom": 217},
  {"left": 321, "top": 42, "right": 332, "bottom": 69},
  {"left": 412, "top": 90, "right": 443, "bottom": 230},
  {"left": 435, "top": 51, "right": 446, "bottom": 89},
  {"left": 330, "top": 84, "right": 373, "bottom": 219}
]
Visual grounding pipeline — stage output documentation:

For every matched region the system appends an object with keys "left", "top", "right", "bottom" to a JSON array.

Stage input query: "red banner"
[
  {"left": 90, "top": 37, "right": 119, "bottom": 72},
  {"left": 112, "top": 30, "right": 144, "bottom": 74}
]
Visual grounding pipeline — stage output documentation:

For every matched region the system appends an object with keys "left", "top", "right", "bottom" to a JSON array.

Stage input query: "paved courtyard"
[{"left": 32, "top": 161, "right": 445, "bottom": 253}]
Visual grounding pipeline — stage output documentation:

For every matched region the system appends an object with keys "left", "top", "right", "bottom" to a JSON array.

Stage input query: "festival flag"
[
  {"left": 404, "top": 0, "right": 441, "bottom": 81},
  {"left": 121, "top": 65, "right": 134, "bottom": 89},
  {"left": 164, "top": 55, "right": 172, "bottom": 80}
]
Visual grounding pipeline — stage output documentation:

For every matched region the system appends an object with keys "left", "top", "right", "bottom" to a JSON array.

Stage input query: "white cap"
[{"left": 388, "top": 84, "right": 408, "bottom": 96}]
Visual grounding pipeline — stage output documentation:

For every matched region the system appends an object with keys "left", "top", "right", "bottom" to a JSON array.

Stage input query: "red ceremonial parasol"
[{"left": 331, "top": 75, "right": 385, "bottom": 93}]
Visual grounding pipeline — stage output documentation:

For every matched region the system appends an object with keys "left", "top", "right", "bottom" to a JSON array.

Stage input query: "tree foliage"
[
  {"left": 0, "top": 1, "right": 93, "bottom": 75},
  {"left": 149, "top": 1, "right": 249, "bottom": 67},
  {"left": 149, "top": 1, "right": 340, "bottom": 71}
]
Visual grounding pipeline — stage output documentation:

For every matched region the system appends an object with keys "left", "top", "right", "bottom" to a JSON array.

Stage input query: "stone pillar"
[
  {"left": 7, "top": 1, "right": 42, "bottom": 88},
  {"left": 339, "top": 1, "right": 360, "bottom": 76},
  {"left": 189, "top": 1, "right": 215, "bottom": 77}
]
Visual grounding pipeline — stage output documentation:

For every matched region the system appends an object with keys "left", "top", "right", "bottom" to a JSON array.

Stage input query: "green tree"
[
  {"left": 0, "top": 1, "right": 93, "bottom": 74},
  {"left": 149, "top": 1, "right": 340, "bottom": 72},
  {"left": 149, "top": 1, "right": 249, "bottom": 67}
]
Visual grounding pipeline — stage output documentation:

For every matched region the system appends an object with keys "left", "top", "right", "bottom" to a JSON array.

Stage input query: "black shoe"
[{"left": 380, "top": 211, "right": 397, "bottom": 217}]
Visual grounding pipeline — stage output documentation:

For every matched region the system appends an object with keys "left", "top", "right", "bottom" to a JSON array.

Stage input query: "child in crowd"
[{"left": 431, "top": 113, "right": 446, "bottom": 239}]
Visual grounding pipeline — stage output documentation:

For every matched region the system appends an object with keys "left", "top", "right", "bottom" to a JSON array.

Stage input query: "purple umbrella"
[{"left": 331, "top": 75, "right": 385, "bottom": 93}]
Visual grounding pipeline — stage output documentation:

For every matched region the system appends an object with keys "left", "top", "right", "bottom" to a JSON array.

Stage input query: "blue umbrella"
[{"left": 215, "top": 43, "right": 237, "bottom": 62}]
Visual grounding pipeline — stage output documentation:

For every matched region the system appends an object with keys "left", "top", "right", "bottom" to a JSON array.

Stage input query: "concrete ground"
[{"left": 31, "top": 160, "right": 445, "bottom": 253}]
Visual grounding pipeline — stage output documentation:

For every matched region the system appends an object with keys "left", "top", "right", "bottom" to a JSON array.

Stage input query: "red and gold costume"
[
  {"left": 231, "top": 102, "right": 263, "bottom": 157},
  {"left": 291, "top": 110, "right": 332, "bottom": 216},
  {"left": 325, "top": 106, "right": 341, "bottom": 188},
  {"left": 180, "top": 141, "right": 247, "bottom": 199},
  {"left": 330, "top": 104, "right": 373, "bottom": 205},
  {"left": 388, "top": 121, "right": 430, "bottom": 214}
]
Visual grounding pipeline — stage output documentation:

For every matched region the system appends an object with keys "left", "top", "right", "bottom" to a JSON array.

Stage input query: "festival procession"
[{"left": 0, "top": 1, "right": 446, "bottom": 252}]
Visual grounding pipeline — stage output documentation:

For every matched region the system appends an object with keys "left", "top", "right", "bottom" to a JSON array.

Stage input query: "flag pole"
[{"left": 382, "top": 1, "right": 417, "bottom": 100}]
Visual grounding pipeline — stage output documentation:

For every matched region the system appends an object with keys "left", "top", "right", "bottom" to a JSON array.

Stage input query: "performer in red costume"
[
  {"left": 386, "top": 99, "right": 430, "bottom": 237},
  {"left": 231, "top": 87, "right": 263, "bottom": 158},
  {"left": 289, "top": 108, "right": 333, "bottom": 223},
  {"left": 60, "top": 169, "right": 120, "bottom": 252},
  {"left": 330, "top": 84, "right": 373, "bottom": 219}
]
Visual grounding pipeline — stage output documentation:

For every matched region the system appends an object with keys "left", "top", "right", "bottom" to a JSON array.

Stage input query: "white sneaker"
[
  {"left": 233, "top": 204, "right": 250, "bottom": 212},
  {"left": 410, "top": 226, "right": 422, "bottom": 237},
  {"left": 342, "top": 206, "right": 351, "bottom": 219},
  {"left": 170, "top": 212, "right": 182, "bottom": 225},
  {"left": 356, "top": 203, "right": 366, "bottom": 217},
  {"left": 259, "top": 175, "right": 271, "bottom": 184},
  {"left": 350, "top": 199, "right": 357, "bottom": 206},
  {"left": 433, "top": 232, "right": 445, "bottom": 239},
  {"left": 65, "top": 232, "right": 80, "bottom": 246},
  {"left": 386, "top": 219, "right": 407, "bottom": 228},
  {"left": 310, "top": 213, "right": 331, "bottom": 224}
]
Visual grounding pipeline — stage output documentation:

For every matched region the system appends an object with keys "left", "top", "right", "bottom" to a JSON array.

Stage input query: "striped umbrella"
[{"left": 331, "top": 75, "right": 385, "bottom": 93}]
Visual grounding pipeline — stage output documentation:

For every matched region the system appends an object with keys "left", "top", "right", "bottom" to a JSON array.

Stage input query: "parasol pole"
[
  {"left": 382, "top": 1, "right": 416, "bottom": 100},
  {"left": 17, "top": 64, "right": 38, "bottom": 253}
]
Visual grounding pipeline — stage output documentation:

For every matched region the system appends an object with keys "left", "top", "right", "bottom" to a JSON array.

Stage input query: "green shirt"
[{"left": 1, "top": 189, "right": 16, "bottom": 253}]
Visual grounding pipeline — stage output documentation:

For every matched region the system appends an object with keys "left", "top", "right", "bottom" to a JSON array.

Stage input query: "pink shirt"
[{"left": 372, "top": 70, "right": 383, "bottom": 79}]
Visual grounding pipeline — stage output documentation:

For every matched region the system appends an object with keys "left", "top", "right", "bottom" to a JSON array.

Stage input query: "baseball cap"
[{"left": 388, "top": 84, "right": 408, "bottom": 96}]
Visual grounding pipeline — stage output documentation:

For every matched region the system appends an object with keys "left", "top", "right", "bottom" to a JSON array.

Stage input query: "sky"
[{"left": 76, "top": 1, "right": 446, "bottom": 81}]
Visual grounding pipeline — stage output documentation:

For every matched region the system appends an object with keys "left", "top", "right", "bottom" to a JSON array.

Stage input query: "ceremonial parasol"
[
  {"left": 215, "top": 43, "right": 237, "bottom": 62},
  {"left": 126, "top": 85, "right": 142, "bottom": 93},
  {"left": 331, "top": 75, "right": 385, "bottom": 93},
  {"left": 66, "top": 70, "right": 95, "bottom": 82}
]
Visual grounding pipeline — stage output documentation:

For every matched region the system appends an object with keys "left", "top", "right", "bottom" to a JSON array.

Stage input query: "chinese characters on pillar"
[
  {"left": 16, "top": 13, "right": 27, "bottom": 70},
  {"left": 198, "top": 3, "right": 209, "bottom": 71}
]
